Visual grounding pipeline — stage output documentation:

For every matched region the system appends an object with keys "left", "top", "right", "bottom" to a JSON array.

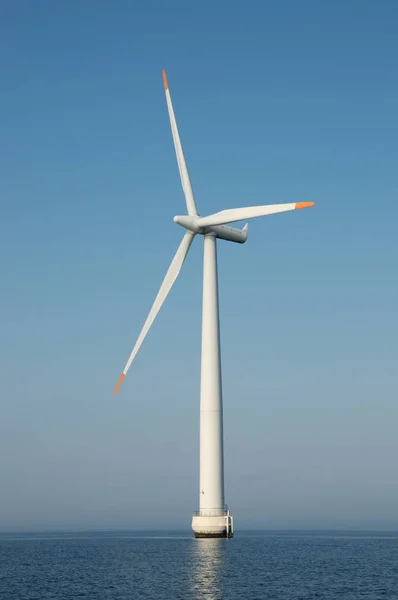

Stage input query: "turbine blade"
[
  {"left": 114, "top": 231, "right": 195, "bottom": 395},
  {"left": 196, "top": 202, "right": 314, "bottom": 227},
  {"left": 162, "top": 70, "right": 198, "bottom": 216}
]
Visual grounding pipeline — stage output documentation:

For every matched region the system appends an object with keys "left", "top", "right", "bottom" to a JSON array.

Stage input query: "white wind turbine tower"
[{"left": 114, "top": 70, "right": 314, "bottom": 538}]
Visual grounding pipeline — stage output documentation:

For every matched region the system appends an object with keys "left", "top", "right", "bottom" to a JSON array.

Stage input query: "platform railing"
[{"left": 192, "top": 505, "right": 231, "bottom": 517}]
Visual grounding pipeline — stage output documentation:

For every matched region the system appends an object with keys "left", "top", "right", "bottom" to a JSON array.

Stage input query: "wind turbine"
[{"left": 113, "top": 70, "right": 314, "bottom": 538}]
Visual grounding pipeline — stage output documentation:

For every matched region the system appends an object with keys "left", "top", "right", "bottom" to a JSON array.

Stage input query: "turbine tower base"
[{"left": 192, "top": 512, "right": 234, "bottom": 538}]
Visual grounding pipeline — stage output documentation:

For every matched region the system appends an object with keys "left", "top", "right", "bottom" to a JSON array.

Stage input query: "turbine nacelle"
[
  {"left": 173, "top": 215, "right": 249, "bottom": 244},
  {"left": 204, "top": 223, "right": 248, "bottom": 244}
]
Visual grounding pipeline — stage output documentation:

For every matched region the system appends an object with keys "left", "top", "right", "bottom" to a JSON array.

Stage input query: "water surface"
[{"left": 1, "top": 530, "right": 397, "bottom": 599}]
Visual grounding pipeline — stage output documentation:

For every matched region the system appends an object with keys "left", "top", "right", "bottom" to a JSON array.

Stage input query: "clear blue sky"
[{"left": 1, "top": 1, "right": 397, "bottom": 531}]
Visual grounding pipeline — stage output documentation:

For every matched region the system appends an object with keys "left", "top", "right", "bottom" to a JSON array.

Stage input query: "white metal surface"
[
  {"left": 204, "top": 223, "right": 248, "bottom": 244},
  {"left": 199, "top": 233, "right": 225, "bottom": 516},
  {"left": 113, "top": 231, "right": 194, "bottom": 395},
  {"left": 173, "top": 215, "right": 248, "bottom": 244},
  {"left": 163, "top": 70, "right": 198, "bottom": 216},
  {"left": 196, "top": 202, "right": 313, "bottom": 228}
]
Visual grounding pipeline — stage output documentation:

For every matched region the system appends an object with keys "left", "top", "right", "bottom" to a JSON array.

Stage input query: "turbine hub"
[{"left": 173, "top": 215, "right": 202, "bottom": 234}]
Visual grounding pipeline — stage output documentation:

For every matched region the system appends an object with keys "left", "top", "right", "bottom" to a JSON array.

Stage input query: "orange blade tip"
[
  {"left": 162, "top": 70, "right": 168, "bottom": 91},
  {"left": 113, "top": 373, "right": 125, "bottom": 396},
  {"left": 295, "top": 202, "right": 314, "bottom": 210}
]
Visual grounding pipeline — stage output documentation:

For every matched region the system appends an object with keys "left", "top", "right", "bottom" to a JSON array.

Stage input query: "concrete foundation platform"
[{"left": 192, "top": 513, "right": 234, "bottom": 538}]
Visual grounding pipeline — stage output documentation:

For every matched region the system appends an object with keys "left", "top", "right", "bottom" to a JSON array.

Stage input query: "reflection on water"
[
  {"left": 190, "top": 539, "right": 226, "bottom": 600},
  {"left": 2, "top": 533, "right": 398, "bottom": 599}
]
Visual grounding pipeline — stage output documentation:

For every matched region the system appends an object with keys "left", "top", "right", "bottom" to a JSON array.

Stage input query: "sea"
[{"left": 0, "top": 530, "right": 397, "bottom": 599}]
